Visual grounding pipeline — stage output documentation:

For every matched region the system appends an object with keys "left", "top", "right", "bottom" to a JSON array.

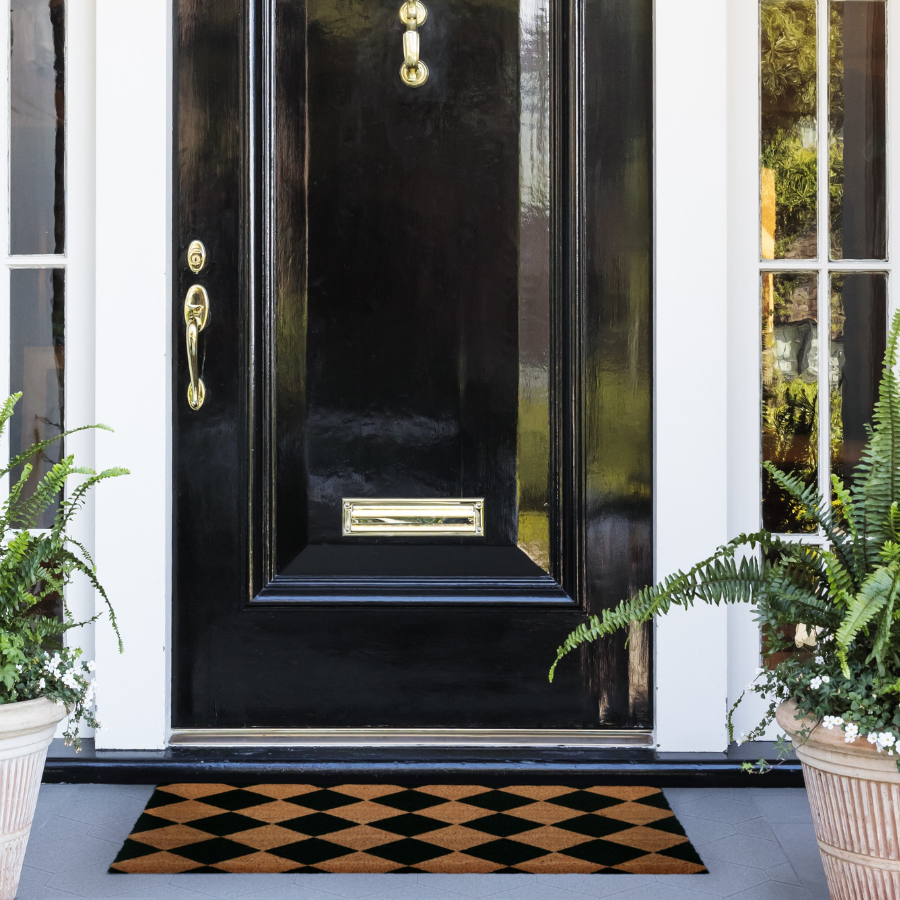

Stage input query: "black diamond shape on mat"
[
  {"left": 369, "top": 837, "right": 443, "bottom": 866},
  {"left": 372, "top": 790, "right": 446, "bottom": 813},
  {"left": 637, "top": 791, "right": 671, "bottom": 809},
  {"left": 199, "top": 789, "right": 271, "bottom": 812},
  {"left": 110, "top": 838, "right": 164, "bottom": 864},
  {"left": 371, "top": 813, "right": 445, "bottom": 837},
  {"left": 465, "top": 838, "right": 546, "bottom": 866},
  {"left": 565, "top": 838, "right": 647, "bottom": 867},
  {"left": 469, "top": 813, "right": 537, "bottom": 838},
  {"left": 184, "top": 812, "right": 262, "bottom": 837},
  {"left": 129, "top": 812, "right": 179, "bottom": 834},
  {"left": 550, "top": 791, "right": 623, "bottom": 813},
  {"left": 286, "top": 790, "right": 360, "bottom": 811},
  {"left": 463, "top": 791, "right": 534, "bottom": 813},
  {"left": 558, "top": 814, "right": 632, "bottom": 839},
  {"left": 283, "top": 813, "right": 357, "bottom": 837},
  {"left": 650, "top": 815, "right": 688, "bottom": 837},
  {"left": 145, "top": 789, "right": 192, "bottom": 810},
  {"left": 175, "top": 837, "right": 255, "bottom": 866},
  {"left": 659, "top": 841, "right": 706, "bottom": 867},
  {"left": 275, "top": 839, "right": 355, "bottom": 866}
]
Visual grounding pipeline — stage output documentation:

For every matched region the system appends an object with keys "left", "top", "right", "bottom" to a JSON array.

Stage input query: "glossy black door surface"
[{"left": 173, "top": 0, "right": 653, "bottom": 730}]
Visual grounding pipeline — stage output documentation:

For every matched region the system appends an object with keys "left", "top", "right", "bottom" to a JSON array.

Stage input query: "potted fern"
[
  {"left": 0, "top": 394, "right": 125, "bottom": 900},
  {"left": 551, "top": 310, "right": 900, "bottom": 900}
]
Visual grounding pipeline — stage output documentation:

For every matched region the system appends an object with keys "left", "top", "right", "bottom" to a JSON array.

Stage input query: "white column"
[
  {"left": 654, "top": 0, "right": 730, "bottom": 751},
  {"left": 93, "top": 0, "right": 171, "bottom": 749},
  {"left": 61, "top": 0, "right": 99, "bottom": 742}
]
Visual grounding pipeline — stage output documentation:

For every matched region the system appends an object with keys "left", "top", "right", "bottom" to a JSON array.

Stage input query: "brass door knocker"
[{"left": 399, "top": 0, "right": 428, "bottom": 87}]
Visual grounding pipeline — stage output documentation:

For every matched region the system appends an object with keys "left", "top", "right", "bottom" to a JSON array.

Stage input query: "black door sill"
[{"left": 43, "top": 740, "right": 802, "bottom": 787}]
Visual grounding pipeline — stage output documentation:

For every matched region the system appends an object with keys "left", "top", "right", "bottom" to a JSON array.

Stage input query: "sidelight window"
[
  {"left": 1, "top": 0, "right": 67, "bottom": 524},
  {"left": 759, "top": 0, "right": 889, "bottom": 534}
]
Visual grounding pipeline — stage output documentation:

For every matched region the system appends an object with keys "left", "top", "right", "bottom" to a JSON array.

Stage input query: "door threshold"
[{"left": 169, "top": 729, "right": 654, "bottom": 749}]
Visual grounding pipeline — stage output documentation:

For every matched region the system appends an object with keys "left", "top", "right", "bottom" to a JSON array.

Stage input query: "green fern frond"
[
  {"left": 764, "top": 462, "right": 860, "bottom": 585},
  {"left": 550, "top": 533, "right": 778, "bottom": 682},
  {"left": 852, "top": 311, "right": 900, "bottom": 564},
  {"left": 836, "top": 561, "right": 900, "bottom": 676}
]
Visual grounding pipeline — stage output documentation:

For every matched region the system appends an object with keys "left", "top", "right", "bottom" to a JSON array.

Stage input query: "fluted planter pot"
[
  {"left": 777, "top": 699, "right": 900, "bottom": 899},
  {"left": 0, "top": 698, "right": 66, "bottom": 900}
]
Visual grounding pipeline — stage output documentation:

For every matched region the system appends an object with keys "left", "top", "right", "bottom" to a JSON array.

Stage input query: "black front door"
[{"left": 172, "top": 0, "right": 653, "bottom": 731}]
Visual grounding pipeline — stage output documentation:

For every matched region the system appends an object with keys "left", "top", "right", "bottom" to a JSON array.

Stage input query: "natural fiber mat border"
[{"left": 109, "top": 784, "right": 707, "bottom": 875}]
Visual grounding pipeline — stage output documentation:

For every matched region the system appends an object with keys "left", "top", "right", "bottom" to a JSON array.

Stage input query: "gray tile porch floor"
[{"left": 16, "top": 786, "right": 830, "bottom": 900}]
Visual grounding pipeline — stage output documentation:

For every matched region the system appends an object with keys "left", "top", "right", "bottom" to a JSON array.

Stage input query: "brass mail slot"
[{"left": 342, "top": 498, "right": 485, "bottom": 536}]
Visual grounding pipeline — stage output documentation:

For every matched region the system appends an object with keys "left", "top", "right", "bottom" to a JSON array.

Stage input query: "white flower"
[
  {"left": 37, "top": 677, "right": 45, "bottom": 691},
  {"left": 86, "top": 661, "right": 96, "bottom": 672},
  {"left": 844, "top": 723, "right": 859, "bottom": 743},
  {"left": 810, "top": 676, "right": 823, "bottom": 690},
  {"left": 822, "top": 715, "right": 843, "bottom": 730},
  {"left": 815, "top": 656, "right": 824, "bottom": 665},
  {"left": 822, "top": 676, "right": 830, "bottom": 684},
  {"left": 61, "top": 671, "right": 77, "bottom": 690},
  {"left": 869, "top": 732, "right": 897, "bottom": 753}
]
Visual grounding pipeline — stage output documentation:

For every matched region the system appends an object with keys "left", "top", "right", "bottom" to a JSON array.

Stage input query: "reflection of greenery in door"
[
  {"left": 760, "top": 0, "right": 818, "bottom": 260},
  {"left": 760, "top": 2, "right": 848, "bottom": 260},
  {"left": 761, "top": 271, "right": 819, "bottom": 533}
]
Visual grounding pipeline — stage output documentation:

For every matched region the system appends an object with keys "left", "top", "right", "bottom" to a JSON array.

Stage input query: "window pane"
[
  {"left": 762, "top": 271, "right": 818, "bottom": 532},
  {"left": 830, "top": 273, "right": 886, "bottom": 487},
  {"left": 10, "top": 268, "right": 64, "bottom": 529},
  {"left": 761, "top": 1, "right": 818, "bottom": 260},
  {"left": 10, "top": 0, "right": 65, "bottom": 255},
  {"left": 829, "top": 1, "right": 886, "bottom": 260}
]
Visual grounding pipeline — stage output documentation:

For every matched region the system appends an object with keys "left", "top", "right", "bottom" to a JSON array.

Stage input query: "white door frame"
[{"left": 87, "top": 0, "right": 900, "bottom": 751}]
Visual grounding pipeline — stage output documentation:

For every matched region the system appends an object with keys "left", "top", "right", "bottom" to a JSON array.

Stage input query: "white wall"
[
  {"left": 93, "top": 0, "right": 170, "bottom": 749},
  {"left": 653, "top": 0, "right": 731, "bottom": 751}
]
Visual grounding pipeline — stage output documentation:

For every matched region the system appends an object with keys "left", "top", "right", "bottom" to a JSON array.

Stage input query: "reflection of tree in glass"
[
  {"left": 762, "top": 271, "right": 818, "bottom": 532},
  {"left": 760, "top": 1, "right": 818, "bottom": 259},
  {"left": 828, "top": 4, "right": 845, "bottom": 256}
]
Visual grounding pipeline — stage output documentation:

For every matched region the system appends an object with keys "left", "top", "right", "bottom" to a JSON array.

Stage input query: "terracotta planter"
[
  {"left": 0, "top": 698, "right": 67, "bottom": 900},
  {"left": 778, "top": 699, "right": 900, "bottom": 899}
]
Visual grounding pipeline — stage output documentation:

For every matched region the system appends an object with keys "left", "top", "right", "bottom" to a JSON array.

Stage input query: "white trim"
[
  {"left": 727, "top": 0, "right": 771, "bottom": 742},
  {"left": 653, "top": 0, "right": 730, "bottom": 752},
  {"left": 64, "top": 0, "right": 98, "bottom": 722},
  {"left": 94, "top": 0, "right": 170, "bottom": 750}
]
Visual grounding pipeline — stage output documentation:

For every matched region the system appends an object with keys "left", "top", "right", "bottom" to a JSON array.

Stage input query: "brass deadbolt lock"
[{"left": 188, "top": 240, "right": 207, "bottom": 274}]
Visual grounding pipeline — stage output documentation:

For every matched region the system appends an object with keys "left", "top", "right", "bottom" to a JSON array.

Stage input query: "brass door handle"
[
  {"left": 184, "top": 285, "right": 210, "bottom": 410},
  {"left": 399, "top": 1, "right": 428, "bottom": 87}
]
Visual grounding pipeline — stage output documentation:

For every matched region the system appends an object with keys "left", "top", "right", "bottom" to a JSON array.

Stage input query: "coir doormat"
[{"left": 109, "top": 784, "right": 707, "bottom": 875}]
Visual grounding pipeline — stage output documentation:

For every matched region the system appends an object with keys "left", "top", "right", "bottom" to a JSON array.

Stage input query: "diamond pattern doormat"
[{"left": 109, "top": 784, "right": 706, "bottom": 875}]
